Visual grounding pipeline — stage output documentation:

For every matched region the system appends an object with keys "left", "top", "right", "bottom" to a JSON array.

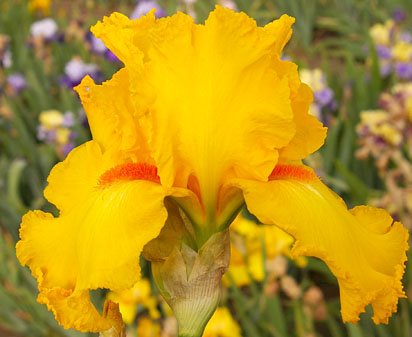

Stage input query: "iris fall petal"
[
  {"left": 235, "top": 164, "right": 408, "bottom": 323},
  {"left": 16, "top": 141, "right": 171, "bottom": 331}
]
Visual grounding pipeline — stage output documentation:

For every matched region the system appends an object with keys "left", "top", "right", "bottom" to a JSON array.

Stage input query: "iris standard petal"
[
  {"left": 235, "top": 164, "right": 408, "bottom": 323},
  {"left": 92, "top": 7, "right": 296, "bottom": 200},
  {"left": 279, "top": 83, "right": 327, "bottom": 160},
  {"left": 74, "top": 69, "right": 150, "bottom": 157}
]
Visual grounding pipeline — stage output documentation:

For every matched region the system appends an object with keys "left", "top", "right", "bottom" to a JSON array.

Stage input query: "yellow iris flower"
[
  {"left": 28, "top": 0, "right": 51, "bottom": 15},
  {"left": 16, "top": 6, "right": 408, "bottom": 336},
  {"left": 225, "top": 214, "right": 295, "bottom": 286},
  {"left": 107, "top": 278, "right": 160, "bottom": 325},
  {"left": 136, "top": 317, "right": 162, "bottom": 337},
  {"left": 203, "top": 307, "right": 242, "bottom": 337}
]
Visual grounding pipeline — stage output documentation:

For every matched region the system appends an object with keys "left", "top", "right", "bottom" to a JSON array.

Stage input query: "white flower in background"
[
  {"left": 181, "top": 0, "right": 197, "bottom": 19},
  {"left": 64, "top": 57, "right": 98, "bottom": 84},
  {"left": 30, "top": 18, "right": 58, "bottom": 39},
  {"left": 218, "top": 0, "right": 237, "bottom": 10},
  {"left": 89, "top": 35, "right": 107, "bottom": 54},
  {"left": 3, "top": 49, "right": 12, "bottom": 68},
  {"left": 130, "top": 0, "right": 165, "bottom": 19}
]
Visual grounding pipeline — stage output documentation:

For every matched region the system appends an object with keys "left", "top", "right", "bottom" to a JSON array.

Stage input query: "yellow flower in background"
[
  {"left": 28, "top": 0, "right": 51, "bottom": 15},
  {"left": 359, "top": 110, "right": 402, "bottom": 145},
  {"left": 225, "top": 215, "right": 295, "bottom": 286},
  {"left": 298, "top": 68, "right": 335, "bottom": 118},
  {"left": 136, "top": 317, "right": 161, "bottom": 337},
  {"left": 392, "top": 42, "right": 412, "bottom": 62},
  {"left": 37, "top": 110, "right": 75, "bottom": 158},
  {"left": 203, "top": 307, "right": 242, "bottom": 337},
  {"left": 39, "top": 109, "right": 64, "bottom": 129},
  {"left": 369, "top": 20, "right": 394, "bottom": 46},
  {"left": 393, "top": 83, "right": 412, "bottom": 122},
  {"left": 107, "top": 279, "right": 160, "bottom": 325},
  {"left": 16, "top": 6, "right": 408, "bottom": 336},
  {"left": 55, "top": 128, "right": 71, "bottom": 145},
  {"left": 299, "top": 68, "right": 325, "bottom": 92},
  {"left": 393, "top": 82, "right": 412, "bottom": 96},
  {"left": 226, "top": 237, "right": 264, "bottom": 286}
]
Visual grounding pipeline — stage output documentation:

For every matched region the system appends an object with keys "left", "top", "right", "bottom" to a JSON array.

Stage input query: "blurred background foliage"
[{"left": 1, "top": 0, "right": 412, "bottom": 336}]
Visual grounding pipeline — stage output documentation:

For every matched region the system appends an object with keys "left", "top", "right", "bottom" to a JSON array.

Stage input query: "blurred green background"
[{"left": 1, "top": 0, "right": 412, "bottom": 336}]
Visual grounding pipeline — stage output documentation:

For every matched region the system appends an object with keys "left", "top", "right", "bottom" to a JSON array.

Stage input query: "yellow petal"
[
  {"left": 234, "top": 164, "right": 408, "bottom": 323},
  {"left": 16, "top": 141, "right": 171, "bottom": 331},
  {"left": 38, "top": 287, "right": 122, "bottom": 333},
  {"left": 91, "top": 11, "right": 154, "bottom": 65},
  {"left": 265, "top": 57, "right": 327, "bottom": 159},
  {"left": 92, "top": 7, "right": 296, "bottom": 204},
  {"left": 280, "top": 83, "right": 327, "bottom": 160},
  {"left": 74, "top": 69, "right": 150, "bottom": 157},
  {"left": 263, "top": 14, "right": 295, "bottom": 54},
  {"left": 44, "top": 141, "right": 118, "bottom": 213}
]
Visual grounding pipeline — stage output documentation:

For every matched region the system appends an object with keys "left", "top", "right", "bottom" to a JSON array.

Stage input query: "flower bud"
[
  {"left": 150, "top": 231, "right": 230, "bottom": 337},
  {"left": 144, "top": 203, "right": 230, "bottom": 337}
]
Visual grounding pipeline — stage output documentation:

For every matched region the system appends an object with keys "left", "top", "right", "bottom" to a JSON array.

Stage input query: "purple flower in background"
[
  {"left": 30, "top": 18, "right": 58, "bottom": 41},
  {"left": 380, "top": 62, "right": 392, "bottom": 77},
  {"left": 395, "top": 62, "right": 412, "bottom": 80},
  {"left": 61, "top": 58, "right": 101, "bottom": 88},
  {"left": 280, "top": 54, "right": 292, "bottom": 61},
  {"left": 86, "top": 33, "right": 119, "bottom": 62},
  {"left": 393, "top": 8, "right": 406, "bottom": 23},
  {"left": 37, "top": 126, "right": 47, "bottom": 141},
  {"left": 62, "top": 111, "right": 75, "bottom": 128},
  {"left": 105, "top": 50, "right": 119, "bottom": 63},
  {"left": 314, "top": 88, "right": 334, "bottom": 108},
  {"left": 64, "top": 59, "right": 97, "bottom": 81},
  {"left": 400, "top": 32, "right": 412, "bottom": 43},
  {"left": 37, "top": 109, "right": 79, "bottom": 158},
  {"left": 37, "top": 126, "right": 57, "bottom": 143},
  {"left": 62, "top": 142, "right": 75, "bottom": 156},
  {"left": 86, "top": 32, "right": 120, "bottom": 63},
  {"left": 87, "top": 34, "right": 107, "bottom": 55},
  {"left": 369, "top": 18, "right": 412, "bottom": 81},
  {"left": 7, "top": 73, "right": 27, "bottom": 93},
  {"left": 376, "top": 45, "right": 392, "bottom": 59},
  {"left": 130, "top": 0, "right": 166, "bottom": 19}
]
